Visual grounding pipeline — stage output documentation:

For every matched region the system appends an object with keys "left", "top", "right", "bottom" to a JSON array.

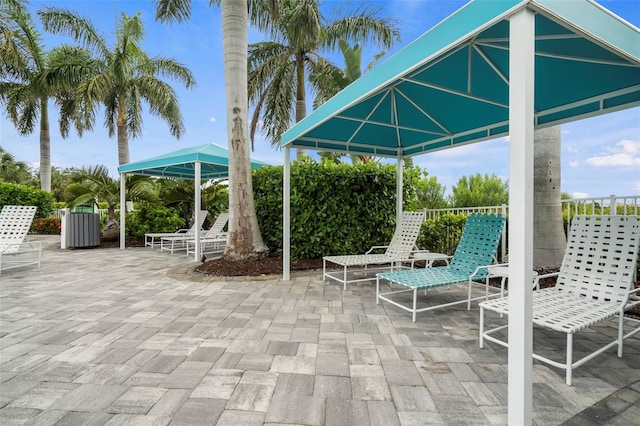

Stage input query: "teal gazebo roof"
[
  {"left": 281, "top": 0, "right": 639, "bottom": 156},
  {"left": 118, "top": 143, "right": 269, "bottom": 179}
]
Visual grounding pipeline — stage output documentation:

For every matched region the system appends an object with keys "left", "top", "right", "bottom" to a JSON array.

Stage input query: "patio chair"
[
  {"left": 145, "top": 209, "right": 208, "bottom": 248},
  {"left": 0, "top": 205, "right": 42, "bottom": 276},
  {"left": 323, "top": 211, "right": 426, "bottom": 290},
  {"left": 161, "top": 212, "right": 229, "bottom": 254},
  {"left": 376, "top": 213, "right": 505, "bottom": 322},
  {"left": 479, "top": 215, "right": 640, "bottom": 385}
]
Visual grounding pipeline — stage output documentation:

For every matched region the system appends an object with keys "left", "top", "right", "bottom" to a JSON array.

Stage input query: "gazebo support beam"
[
  {"left": 283, "top": 147, "right": 291, "bottom": 281},
  {"left": 508, "top": 7, "right": 534, "bottom": 425},
  {"left": 194, "top": 161, "right": 201, "bottom": 262},
  {"left": 120, "top": 173, "right": 126, "bottom": 250}
]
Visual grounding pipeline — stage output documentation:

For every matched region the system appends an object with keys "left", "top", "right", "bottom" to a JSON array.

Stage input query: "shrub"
[
  {"left": 125, "top": 205, "right": 184, "bottom": 238},
  {"left": 417, "top": 213, "right": 468, "bottom": 255},
  {"left": 0, "top": 182, "right": 55, "bottom": 219},
  {"left": 30, "top": 217, "right": 62, "bottom": 235},
  {"left": 252, "top": 160, "right": 418, "bottom": 259}
]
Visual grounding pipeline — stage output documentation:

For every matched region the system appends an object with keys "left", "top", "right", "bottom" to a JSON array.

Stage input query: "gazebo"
[
  {"left": 280, "top": 0, "right": 639, "bottom": 423},
  {"left": 117, "top": 143, "right": 268, "bottom": 261}
]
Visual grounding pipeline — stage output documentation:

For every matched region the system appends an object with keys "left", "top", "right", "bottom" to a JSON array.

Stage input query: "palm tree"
[
  {"left": 313, "top": 39, "right": 385, "bottom": 164},
  {"left": 0, "top": 0, "right": 89, "bottom": 192},
  {"left": 0, "top": 146, "right": 31, "bottom": 184},
  {"left": 248, "top": 1, "right": 399, "bottom": 158},
  {"left": 65, "top": 165, "right": 156, "bottom": 238},
  {"left": 38, "top": 8, "right": 196, "bottom": 166},
  {"left": 155, "top": 0, "right": 275, "bottom": 259}
]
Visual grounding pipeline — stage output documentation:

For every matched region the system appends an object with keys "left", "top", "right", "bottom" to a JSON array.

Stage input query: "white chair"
[
  {"left": 145, "top": 210, "right": 208, "bottom": 248},
  {"left": 0, "top": 205, "right": 42, "bottom": 276},
  {"left": 161, "top": 212, "right": 229, "bottom": 255},
  {"left": 323, "top": 211, "right": 425, "bottom": 290},
  {"left": 479, "top": 215, "right": 640, "bottom": 385}
]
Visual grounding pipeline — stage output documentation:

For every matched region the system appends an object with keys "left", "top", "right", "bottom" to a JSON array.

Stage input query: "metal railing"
[{"left": 423, "top": 195, "right": 639, "bottom": 260}]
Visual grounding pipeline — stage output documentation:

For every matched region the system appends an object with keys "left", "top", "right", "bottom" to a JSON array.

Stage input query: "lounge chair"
[
  {"left": 323, "top": 211, "right": 426, "bottom": 290},
  {"left": 161, "top": 212, "right": 229, "bottom": 254},
  {"left": 0, "top": 205, "right": 42, "bottom": 276},
  {"left": 376, "top": 213, "right": 505, "bottom": 322},
  {"left": 145, "top": 209, "right": 208, "bottom": 248},
  {"left": 479, "top": 215, "right": 640, "bottom": 385}
]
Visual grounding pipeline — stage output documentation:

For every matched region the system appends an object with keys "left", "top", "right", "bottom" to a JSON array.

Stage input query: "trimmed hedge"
[
  {"left": 252, "top": 160, "right": 417, "bottom": 259},
  {"left": 125, "top": 206, "right": 185, "bottom": 238},
  {"left": 417, "top": 214, "right": 467, "bottom": 255},
  {"left": 0, "top": 182, "right": 54, "bottom": 219}
]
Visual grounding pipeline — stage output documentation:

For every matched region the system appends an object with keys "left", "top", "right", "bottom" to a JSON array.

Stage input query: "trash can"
[{"left": 67, "top": 212, "right": 100, "bottom": 248}]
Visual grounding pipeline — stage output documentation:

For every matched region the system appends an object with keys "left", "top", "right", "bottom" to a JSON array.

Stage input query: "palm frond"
[
  {"left": 153, "top": 0, "right": 192, "bottom": 24},
  {"left": 324, "top": 8, "right": 400, "bottom": 50},
  {"left": 38, "top": 7, "right": 110, "bottom": 59}
]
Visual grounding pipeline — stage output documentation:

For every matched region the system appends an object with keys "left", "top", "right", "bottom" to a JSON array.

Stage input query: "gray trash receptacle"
[{"left": 67, "top": 213, "right": 100, "bottom": 248}]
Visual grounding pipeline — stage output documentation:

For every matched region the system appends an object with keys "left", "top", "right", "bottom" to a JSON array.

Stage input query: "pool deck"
[{"left": 1, "top": 236, "right": 638, "bottom": 425}]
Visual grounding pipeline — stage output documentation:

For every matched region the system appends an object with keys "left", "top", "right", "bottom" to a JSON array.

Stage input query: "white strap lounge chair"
[
  {"left": 376, "top": 213, "right": 506, "bottom": 322},
  {"left": 323, "top": 211, "right": 426, "bottom": 290},
  {"left": 479, "top": 215, "right": 640, "bottom": 385},
  {"left": 145, "top": 209, "right": 208, "bottom": 248},
  {"left": 161, "top": 212, "right": 229, "bottom": 254},
  {"left": 0, "top": 205, "right": 42, "bottom": 276}
]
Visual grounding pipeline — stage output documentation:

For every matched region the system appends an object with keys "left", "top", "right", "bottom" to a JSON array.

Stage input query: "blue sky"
[{"left": 1, "top": 0, "right": 638, "bottom": 198}]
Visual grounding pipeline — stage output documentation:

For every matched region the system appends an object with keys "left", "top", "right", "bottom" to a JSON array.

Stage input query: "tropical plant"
[
  {"left": 38, "top": 8, "right": 196, "bottom": 166},
  {"left": 450, "top": 173, "right": 509, "bottom": 208},
  {"left": 248, "top": 0, "right": 399, "bottom": 158},
  {"left": 0, "top": 146, "right": 31, "bottom": 184},
  {"left": 313, "top": 38, "right": 385, "bottom": 164},
  {"left": 155, "top": 0, "right": 274, "bottom": 259},
  {"left": 154, "top": 178, "right": 229, "bottom": 227},
  {"left": 412, "top": 169, "right": 448, "bottom": 210},
  {"left": 0, "top": 0, "right": 90, "bottom": 192},
  {"left": 65, "top": 165, "right": 157, "bottom": 237}
]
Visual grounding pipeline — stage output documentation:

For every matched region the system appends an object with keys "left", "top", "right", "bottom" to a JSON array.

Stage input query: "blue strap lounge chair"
[{"left": 376, "top": 213, "right": 505, "bottom": 322}]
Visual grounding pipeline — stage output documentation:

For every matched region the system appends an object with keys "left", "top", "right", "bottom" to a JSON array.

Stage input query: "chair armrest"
[{"left": 366, "top": 245, "right": 389, "bottom": 254}]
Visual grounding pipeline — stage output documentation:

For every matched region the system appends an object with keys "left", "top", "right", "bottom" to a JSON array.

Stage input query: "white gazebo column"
[
  {"left": 396, "top": 157, "right": 403, "bottom": 226},
  {"left": 194, "top": 161, "right": 201, "bottom": 262},
  {"left": 283, "top": 147, "right": 291, "bottom": 281},
  {"left": 508, "top": 7, "right": 535, "bottom": 425},
  {"left": 120, "top": 173, "right": 126, "bottom": 250}
]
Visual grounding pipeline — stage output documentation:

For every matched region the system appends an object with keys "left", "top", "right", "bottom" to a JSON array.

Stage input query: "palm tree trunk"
[
  {"left": 222, "top": 0, "right": 267, "bottom": 259},
  {"left": 39, "top": 98, "right": 51, "bottom": 192},
  {"left": 117, "top": 100, "right": 130, "bottom": 165},
  {"left": 533, "top": 125, "right": 566, "bottom": 268},
  {"left": 295, "top": 57, "right": 307, "bottom": 159}
]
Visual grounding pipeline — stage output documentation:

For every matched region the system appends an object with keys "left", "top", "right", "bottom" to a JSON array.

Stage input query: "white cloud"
[
  {"left": 569, "top": 161, "right": 578, "bottom": 168},
  {"left": 209, "top": 117, "right": 217, "bottom": 123},
  {"left": 585, "top": 140, "right": 640, "bottom": 167},
  {"left": 566, "top": 145, "right": 579, "bottom": 153},
  {"left": 572, "top": 192, "right": 589, "bottom": 199},
  {"left": 635, "top": 182, "right": 640, "bottom": 191}
]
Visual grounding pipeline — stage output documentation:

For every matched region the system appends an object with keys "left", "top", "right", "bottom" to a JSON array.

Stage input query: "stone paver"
[{"left": 0, "top": 237, "right": 638, "bottom": 426}]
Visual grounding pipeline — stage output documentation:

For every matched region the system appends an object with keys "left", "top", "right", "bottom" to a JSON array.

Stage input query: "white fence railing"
[{"left": 423, "top": 194, "right": 639, "bottom": 260}]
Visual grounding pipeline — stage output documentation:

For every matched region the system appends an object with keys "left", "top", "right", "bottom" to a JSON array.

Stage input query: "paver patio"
[{"left": 1, "top": 236, "right": 638, "bottom": 425}]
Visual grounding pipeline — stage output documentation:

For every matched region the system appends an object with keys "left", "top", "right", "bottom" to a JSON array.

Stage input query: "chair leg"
[
  {"left": 467, "top": 279, "right": 472, "bottom": 310},
  {"left": 566, "top": 333, "right": 573, "bottom": 386},
  {"left": 618, "top": 310, "right": 624, "bottom": 358},
  {"left": 323, "top": 259, "right": 327, "bottom": 283},
  {"left": 479, "top": 306, "right": 485, "bottom": 348},
  {"left": 376, "top": 276, "right": 380, "bottom": 305},
  {"left": 412, "top": 287, "right": 417, "bottom": 323},
  {"left": 343, "top": 266, "right": 347, "bottom": 291}
]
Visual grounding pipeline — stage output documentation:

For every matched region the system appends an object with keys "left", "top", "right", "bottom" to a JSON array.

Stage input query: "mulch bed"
[{"left": 195, "top": 253, "right": 323, "bottom": 276}]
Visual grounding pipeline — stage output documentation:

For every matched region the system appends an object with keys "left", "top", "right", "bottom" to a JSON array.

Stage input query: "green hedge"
[
  {"left": 417, "top": 214, "right": 467, "bottom": 255},
  {"left": 125, "top": 206, "right": 185, "bottom": 238},
  {"left": 252, "top": 160, "right": 417, "bottom": 259},
  {"left": 0, "top": 182, "right": 54, "bottom": 219}
]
